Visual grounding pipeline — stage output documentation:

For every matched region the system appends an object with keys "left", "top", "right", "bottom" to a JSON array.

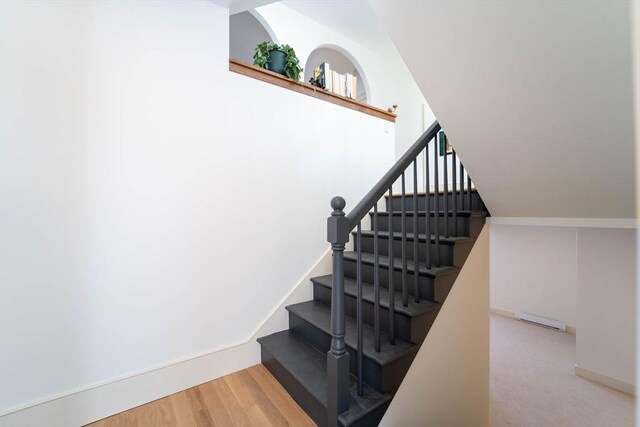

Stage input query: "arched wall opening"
[
  {"left": 229, "top": 10, "right": 278, "bottom": 64},
  {"left": 304, "top": 46, "right": 370, "bottom": 103}
]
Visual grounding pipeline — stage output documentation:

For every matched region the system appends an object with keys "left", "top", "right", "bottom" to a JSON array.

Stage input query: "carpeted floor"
[{"left": 490, "top": 313, "right": 635, "bottom": 427}]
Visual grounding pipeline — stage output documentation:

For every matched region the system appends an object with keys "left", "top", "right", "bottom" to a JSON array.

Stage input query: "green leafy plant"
[
  {"left": 279, "top": 44, "right": 302, "bottom": 81},
  {"left": 253, "top": 41, "right": 273, "bottom": 68},
  {"left": 253, "top": 41, "right": 303, "bottom": 81}
]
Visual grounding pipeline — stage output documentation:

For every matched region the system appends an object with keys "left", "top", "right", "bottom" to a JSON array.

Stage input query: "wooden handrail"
[{"left": 229, "top": 58, "right": 396, "bottom": 123}]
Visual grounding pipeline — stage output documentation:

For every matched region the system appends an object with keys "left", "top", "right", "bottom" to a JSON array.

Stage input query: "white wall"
[
  {"left": 633, "top": 0, "right": 640, "bottom": 421},
  {"left": 256, "top": 2, "right": 436, "bottom": 190},
  {"left": 380, "top": 226, "right": 490, "bottom": 427},
  {"left": 490, "top": 225, "right": 578, "bottom": 328},
  {"left": 0, "top": 0, "right": 395, "bottom": 419},
  {"left": 229, "top": 11, "right": 273, "bottom": 64},
  {"left": 576, "top": 228, "right": 636, "bottom": 391},
  {"left": 371, "top": 0, "right": 635, "bottom": 219}
]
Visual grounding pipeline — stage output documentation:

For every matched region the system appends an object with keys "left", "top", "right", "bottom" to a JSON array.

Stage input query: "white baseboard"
[
  {"left": 489, "top": 306, "right": 576, "bottom": 334},
  {"left": 574, "top": 365, "right": 635, "bottom": 396},
  {"left": 489, "top": 306, "right": 514, "bottom": 319},
  {"left": 0, "top": 251, "right": 332, "bottom": 427},
  {"left": 0, "top": 341, "right": 257, "bottom": 427}
]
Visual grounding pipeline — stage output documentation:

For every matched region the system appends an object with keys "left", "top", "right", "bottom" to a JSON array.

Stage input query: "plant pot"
[{"left": 266, "top": 49, "right": 287, "bottom": 76}]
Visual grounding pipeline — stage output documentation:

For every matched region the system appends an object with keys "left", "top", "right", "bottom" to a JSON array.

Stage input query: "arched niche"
[
  {"left": 229, "top": 10, "right": 278, "bottom": 64},
  {"left": 304, "top": 46, "right": 370, "bottom": 103}
]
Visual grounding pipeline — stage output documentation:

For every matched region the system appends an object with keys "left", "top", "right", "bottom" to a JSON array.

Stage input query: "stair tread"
[
  {"left": 354, "top": 230, "right": 473, "bottom": 244},
  {"left": 287, "top": 300, "right": 418, "bottom": 366},
  {"left": 343, "top": 251, "right": 459, "bottom": 278},
  {"left": 257, "top": 330, "right": 391, "bottom": 425},
  {"left": 372, "top": 210, "right": 487, "bottom": 217},
  {"left": 385, "top": 188, "right": 479, "bottom": 197},
  {"left": 311, "top": 274, "right": 440, "bottom": 317}
]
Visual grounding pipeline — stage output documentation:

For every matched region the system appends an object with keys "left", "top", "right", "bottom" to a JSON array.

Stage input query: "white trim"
[
  {"left": 0, "top": 250, "right": 331, "bottom": 426},
  {"left": 489, "top": 306, "right": 514, "bottom": 318},
  {"left": 487, "top": 217, "right": 636, "bottom": 229},
  {"left": 515, "top": 311, "right": 566, "bottom": 333},
  {"left": 575, "top": 365, "right": 635, "bottom": 396},
  {"left": 0, "top": 343, "right": 257, "bottom": 427},
  {"left": 490, "top": 307, "right": 576, "bottom": 334},
  {"left": 0, "top": 339, "right": 247, "bottom": 417}
]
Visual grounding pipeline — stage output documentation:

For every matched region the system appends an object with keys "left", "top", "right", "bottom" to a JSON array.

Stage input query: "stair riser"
[
  {"left": 343, "top": 259, "right": 458, "bottom": 303},
  {"left": 372, "top": 213, "right": 485, "bottom": 239},
  {"left": 356, "top": 235, "right": 475, "bottom": 268},
  {"left": 289, "top": 312, "right": 415, "bottom": 394},
  {"left": 372, "top": 214, "right": 470, "bottom": 238},
  {"left": 345, "top": 257, "right": 432, "bottom": 300},
  {"left": 341, "top": 402, "right": 390, "bottom": 427},
  {"left": 313, "top": 283, "right": 439, "bottom": 343},
  {"left": 356, "top": 235, "right": 454, "bottom": 267},
  {"left": 386, "top": 192, "right": 484, "bottom": 212},
  {"left": 260, "top": 346, "right": 327, "bottom": 426}
]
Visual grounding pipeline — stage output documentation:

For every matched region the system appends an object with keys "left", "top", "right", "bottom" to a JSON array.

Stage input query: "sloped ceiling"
[
  {"left": 371, "top": 0, "right": 635, "bottom": 218},
  {"left": 282, "top": 0, "right": 390, "bottom": 48},
  {"left": 210, "top": 0, "right": 275, "bottom": 15}
]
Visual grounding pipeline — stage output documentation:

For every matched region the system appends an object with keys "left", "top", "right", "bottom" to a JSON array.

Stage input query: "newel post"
[{"left": 326, "top": 196, "right": 350, "bottom": 427}]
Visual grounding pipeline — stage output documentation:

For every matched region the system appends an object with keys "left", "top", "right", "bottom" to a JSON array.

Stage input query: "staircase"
[{"left": 258, "top": 122, "right": 488, "bottom": 426}]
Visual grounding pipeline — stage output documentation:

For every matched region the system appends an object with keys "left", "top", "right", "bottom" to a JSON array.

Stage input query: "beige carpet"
[{"left": 490, "top": 313, "right": 635, "bottom": 427}]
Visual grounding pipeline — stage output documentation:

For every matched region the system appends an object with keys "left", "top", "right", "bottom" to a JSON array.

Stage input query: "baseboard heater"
[{"left": 514, "top": 312, "right": 567, "bottom": 332}]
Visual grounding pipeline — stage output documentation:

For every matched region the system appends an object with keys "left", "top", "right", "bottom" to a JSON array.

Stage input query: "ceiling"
[
  {"left": 371, "top": 0, "right": 635, "bottom": 219},
  {"left": 281, "top": 0, "right": 392, "bottom": 48},
  {"left": 211, "top": 0, "right": 276, "bottom": 15}
]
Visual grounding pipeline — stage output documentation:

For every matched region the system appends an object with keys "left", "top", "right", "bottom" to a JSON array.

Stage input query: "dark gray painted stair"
[
  {"left": 371, "top": 210, "right": 487, "bottom": 238},
  {"left": 258, "top": 330, "right": 391, "bottom": 427},
  {"left": 354, "top": 230, "right": 475, "bottom": 267},
  {"left": 312, "top": 274, "right": 440, "bottom": 343},
  {"left": 343, "top": 251, "right": 459, "bottom": 303},
  {"left": 344, "top": 251, "right": 459, "bottom": 278},
  {"left": 258, "top": 185, "right": 488, "bottom": 426},
  {"left": 385, "top": 189, "right": 485, "bottom": 212},
  {"left": 288, "top": 300, "right": 417, "bottom": 394}
]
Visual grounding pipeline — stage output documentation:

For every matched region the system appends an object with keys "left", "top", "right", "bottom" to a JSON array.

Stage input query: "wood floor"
[{"left": 86, "top": 364, "right": 315, "bottom": 427}]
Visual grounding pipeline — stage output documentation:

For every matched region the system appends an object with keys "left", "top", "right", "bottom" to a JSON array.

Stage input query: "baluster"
[
  {"left": 327, "top": 197, "right": 349, "bottom": 426},
  {"left": 356, "top": 222, "right": 363, "bottom": 396},
  {"left": 388, "top": 186, "right": 395, "bottom": 345},
  {"left": 452, "top": 150, "right": 457, "bottom": 237},
  {"left": 467, "top": 175, "right": 472, "bottom": 211},
  {"left": 425, "top": 143, "right": 432, "bottom": 270},
  {"left": 442, "top": 133, "right": 449, "bottom": 238},
  {"left": 401, "top": 172, "right": 408, "bottom": 307},
  {"left": 433, "top": 137, "right": 441, "bottom": 268},
  {"left": 373, "top": 203, "right": 380, "bottom": 353},
  {"left": 412, "top": 160, "right": 419, "bottom": 303},
  {"left": 460, "top": 164, "right": 465, "bottom": 211}
]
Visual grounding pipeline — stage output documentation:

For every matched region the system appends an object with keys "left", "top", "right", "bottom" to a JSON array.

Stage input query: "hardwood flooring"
[{"left": 86, "top": 364, "right": 315, "bottom": 427}]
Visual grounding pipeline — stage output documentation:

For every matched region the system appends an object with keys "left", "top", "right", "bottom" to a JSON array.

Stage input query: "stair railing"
[{"left": 326, "top": 120, "right": 480, "bottom": 426}]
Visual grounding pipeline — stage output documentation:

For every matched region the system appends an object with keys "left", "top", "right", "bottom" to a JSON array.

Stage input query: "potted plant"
[{"left": 253, "top": 42, "right": 303, "bottom": 81}]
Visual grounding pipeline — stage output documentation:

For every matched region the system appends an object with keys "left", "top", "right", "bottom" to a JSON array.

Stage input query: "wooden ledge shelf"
[{"left": 229, "top": 58, "right": 396, "bottom": 123}]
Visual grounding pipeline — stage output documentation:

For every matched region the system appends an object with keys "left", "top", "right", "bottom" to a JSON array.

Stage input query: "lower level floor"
[{"left": 490, "top": 313, "right": 634, "bottom": 426}]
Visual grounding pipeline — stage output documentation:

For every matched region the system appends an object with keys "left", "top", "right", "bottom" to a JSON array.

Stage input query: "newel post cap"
[
  {"left": 327, "top": 196, "right": 349, "bottom": 244},
  {"left": 330, "top": 196, "right": 346, "bottom": 214}
]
